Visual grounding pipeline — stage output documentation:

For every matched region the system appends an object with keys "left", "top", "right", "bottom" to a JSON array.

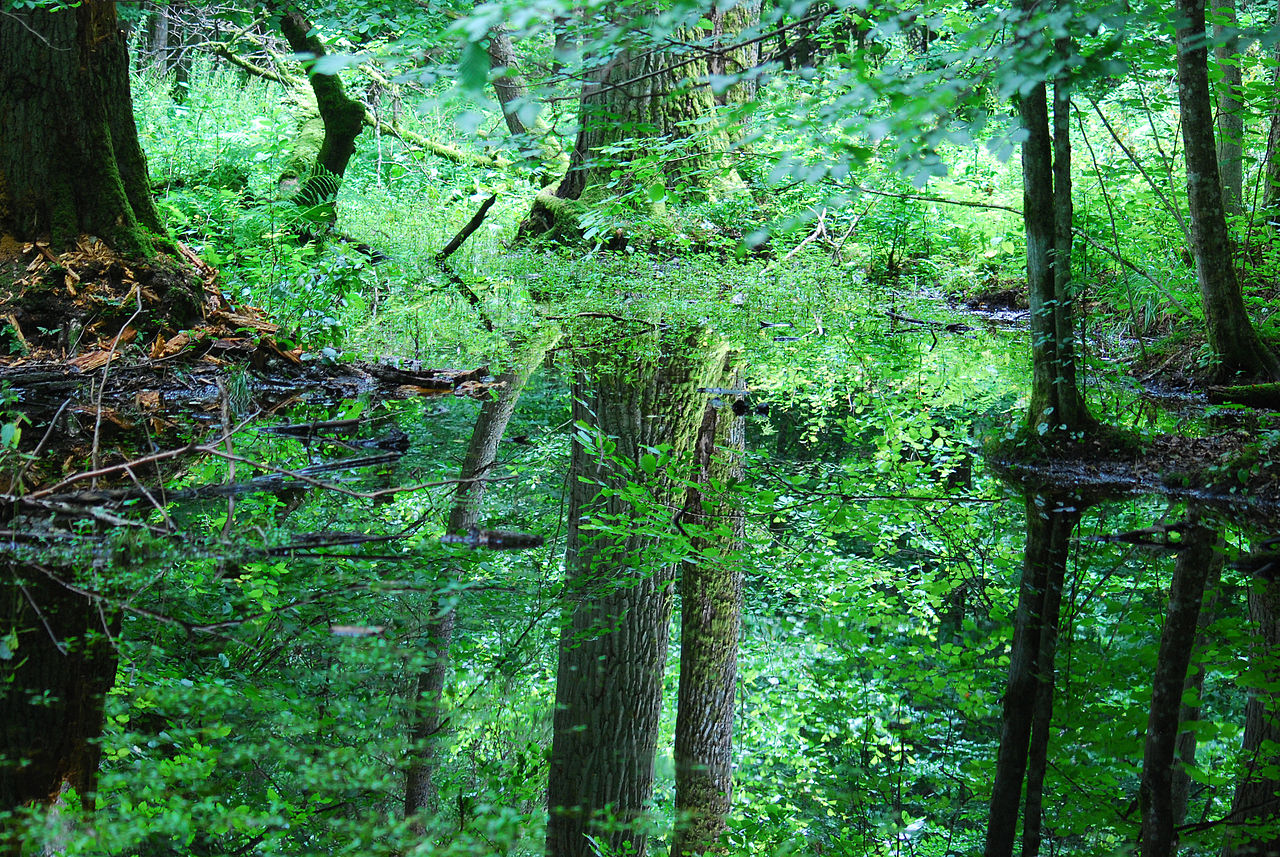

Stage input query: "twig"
[
  {"left": 1088, "top": 98, "right": 1189, "bottom": 239},
  {"left": 16, "top": 579, "right": 66, "bottom": 654},
  {"left": 90, "top": 287, "right": 143, "bottom": 482}
]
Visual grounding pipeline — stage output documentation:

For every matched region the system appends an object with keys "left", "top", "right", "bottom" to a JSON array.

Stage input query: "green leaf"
[
  {"left": 458, "top": 41, "right": 490, "bottom": 92},
  {"left": 640, "top": 453, "right": 657, "bottom": 476}
]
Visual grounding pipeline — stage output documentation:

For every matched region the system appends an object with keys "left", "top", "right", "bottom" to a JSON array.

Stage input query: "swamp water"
[{"left": 6, "top": 296, "right": 1276, "bottom": 855}]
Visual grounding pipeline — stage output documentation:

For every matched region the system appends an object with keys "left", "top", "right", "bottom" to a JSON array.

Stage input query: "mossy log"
[{"left": 1207, "top": 383, "right": 1280, "bottom": 408}]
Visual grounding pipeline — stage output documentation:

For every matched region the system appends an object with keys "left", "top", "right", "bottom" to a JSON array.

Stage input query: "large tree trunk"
[
  {"left": 983, "top": 496, "right": 1080, "bottom": 857},
  {"left": 554, "top": 40, "right": 717, "bottom": 203},
  {"left": 0, "top": 562, "right": 118, "bottom": 853},
  {"left": 1176, "top": 0, "right": 1280, "bottom": 381},
  {"left": 1221, "top": 567, "right": 1280, "bottom": 857},
  {"left": 404, "top": 332, "right": 558, "bottom": 833},
  {"left": 0, "top": 2, "right": 164, "bottom": 256},
  {"left": 546, "top": 331, "right": 728, "bottom": 857},
  {"left": 671, "top": 379, "right": 746, "bottom": 857},
  {"left": 1139, "top": 519, "right": 1217, "bottom": 857}
]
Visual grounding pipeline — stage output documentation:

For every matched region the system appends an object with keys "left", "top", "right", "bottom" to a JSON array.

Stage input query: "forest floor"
[
  {"left": 6, "top": 241, "right": 1280, "bottom": 528},
  {"left": 0, "top": 239, "right": 496, "bottom": 492}
]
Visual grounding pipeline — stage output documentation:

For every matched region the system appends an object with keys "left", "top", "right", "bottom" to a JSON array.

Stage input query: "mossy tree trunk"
[
  {"left": 1176, "top": 0, "right": 1280, "bottom": 381},
  {"left": 0, "top": 2, "right": 164, "bottom": 257},
  {"left": 523, "top": 5, "right": 756, "bottom": 236},
  {"left": 546, "top": 330, "right": 728, "bottom": 857},
  {"left": 0, "top": 562, "right": 118, "bottom": 852},
  {"left": 671, "top": 374, "right": 746, "bottom": 857},
  {"left": 276, "top": 7, "right": 366, "bottom": 220},
  {"left": 1020, "top": 23, "right": 1093, "bottom": 435}
]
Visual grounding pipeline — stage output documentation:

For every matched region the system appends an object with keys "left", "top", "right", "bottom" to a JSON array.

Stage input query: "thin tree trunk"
[
  {"left": 1260, "top": 0, "right": 1280, "bottom": 222},
  {"left": 277, "top": 8, "right": 366, "bottom": 216},
  {"left": 671, "top": 377, "right": 746, "bottom": 857},
  {"left": 1020, "top": 512, "right": 1068, "bottom": 857},
  {"left": 546, "top": 332, "right": 729, "bottom": 857},
  {"left": 1021, "top": 22, "right": 1092, "bottom": 435},
  {"left": 1140, "top": 519, "right": 1217, "bottom": 857},
  {"left": 984, "top": 496, "right": 1080, "bottom": 857},
  {"left": 487, "top": 27, "right": 530, "bottom": 136},
  {"left": 403, "top": 332, "right": 558, "bottom": 832},
  {"left": 1172, "top": 543, "right": 1224, "bottom": 827},
  {"left": 1214, "top": 0, "right": 1243, "bottom": 218},
  {"left": 1176, "top": 0, "right": 1280, "bottom": 381}
]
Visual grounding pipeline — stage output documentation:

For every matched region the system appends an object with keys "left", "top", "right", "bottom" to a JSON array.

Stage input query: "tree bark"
[
  {"left": 1139, "top": 519, "right": 1217, "bottom": 857},
  {"left": 277, "top": 8, "right": 366, "bottom": 217},
  {"left": 0, "top": 2, "right": 164, "bottom": 256},
  {"left": 1221, "top": 568, "right": 1280, "bottom": 857},
  {"left": 1020, "top": 21, "right": 1092, "bottom": 435},
  {"left": 984, "top": 496, "right": 1080, "bottom": 857},
  {"left": 1172, "top": 540, "right": 1223, "bottom": 827},
  {"left": 404, "top": 332, "right": 558, "bottom": 832},
  {"left": 1020, "top": 498, "right": 1069, "bottom": 857},
  {"left": 1175, "top": 0, "right": 1280, "bottom": 381},
  {"left": 671, "top": 378, "right": 746, "bottom": 857},
  {"left": 1213, "top": 0, "right": 1243, "bottom": 218},
  {"left": 487, "top": 27, "right": 531, "bottom": 136},
  {"left": 546, "top": 331, "right": 729, "bottom": 857},
  {"left": 0, "top": 562, "right": 118, "bottom": 851}
]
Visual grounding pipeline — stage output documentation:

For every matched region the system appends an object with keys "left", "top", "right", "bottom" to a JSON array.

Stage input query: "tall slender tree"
[
  {"left": 1139, "top": 518, "right": 1218, "bottom": 857},
  {"left": 1021, "top": 24, "right": 1093, "bottom": 436},
  {"left": 1175, "top": 0, "right": 1280, "bottom": 380},
  {"left": 404, "top": 332, "right": 558, "bottom": 832}
]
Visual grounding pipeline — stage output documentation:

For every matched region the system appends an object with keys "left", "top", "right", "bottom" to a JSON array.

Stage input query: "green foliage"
[{"left": 17, "top": 1, "right": 1280, "bottom": 853}]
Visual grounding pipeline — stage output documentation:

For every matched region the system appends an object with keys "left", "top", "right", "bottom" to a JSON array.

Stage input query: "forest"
[{"left": 2, "top": 0, "right": 1280, "bottom": 854}]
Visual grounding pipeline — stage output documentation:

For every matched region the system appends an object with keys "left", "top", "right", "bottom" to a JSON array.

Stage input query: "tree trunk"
[
  {"left": 1260, "top": 0, "right": 1280, "bottom": 223},
  {"left": 671, "top": 379, "right": 746, "bottom": 857},
  {"left": 1020, "top": 499, "right": 1069, "bottom": 857},
  {"left": 546, "top": 331, "right": 729, "bottom": 857},
  {"left": 1221, "top": 570, "right": 1280, "bottom": 857},
  {"left": 1021, "top": 26, "right": 1092, "bottom": 435},
  {"left": 404, "top": 332, "right": 558, "bottom": 833},
  {"left": 554, "top": 41, "right": 717, "bottom": 203},
  {"left": 1139, "top": 519, "right": 1217, "bottom": 857},
  {"left": 1176, "top": 0, "right": 1280, "bottom": 381},
  {"left": 984, "top": 496, "right": 1080, "bottom": 857},
  {"left": 487, "top": 27, "right": 531, "bottom": 136},
  {"left": 277, "top": 8, "right": 366, "bottom": 218},
  {"left": 0, "top": 2, "right": 164, "bottom": 256},
  {"left": 1214, "top": 0, "right": 1243, "bottom": 218},
  {"left": 0, "top": 562, "right": 118, "bottom": 851},
  {"left": 1172, "top": 541, "right": 1223, "bottom": 827}
]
